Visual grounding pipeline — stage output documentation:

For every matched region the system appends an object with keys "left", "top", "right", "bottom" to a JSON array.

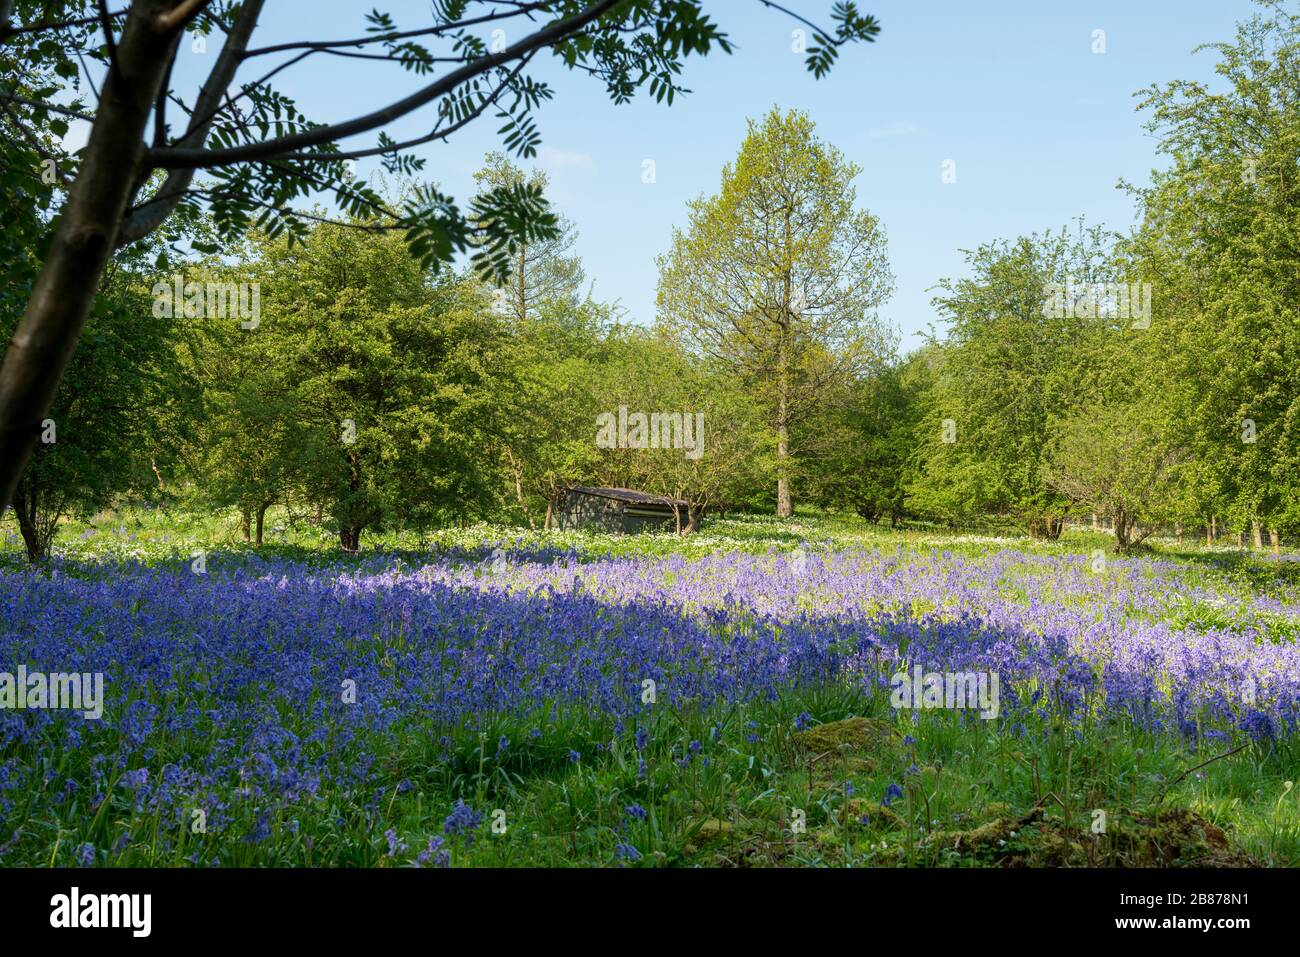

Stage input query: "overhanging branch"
[{"left": 148, "top": 0, "right": 621, "bottom": 171}]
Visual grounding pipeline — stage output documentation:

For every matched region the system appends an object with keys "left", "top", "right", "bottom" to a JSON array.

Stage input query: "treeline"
[
  {"left": 4, "top": 8, "right": 1298, "bottom": 559},
  {"left": 876, "top": 9, "right": 1300, "bottom": 551}
]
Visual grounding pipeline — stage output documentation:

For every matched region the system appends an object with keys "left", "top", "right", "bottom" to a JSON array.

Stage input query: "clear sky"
[{"left": 151, "top": 0, "right": 1261, "bottom": 351}]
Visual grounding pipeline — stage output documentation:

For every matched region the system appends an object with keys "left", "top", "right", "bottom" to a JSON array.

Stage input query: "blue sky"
[{"left": 158, "top": 0, "right": 1261, "bottom": 351}]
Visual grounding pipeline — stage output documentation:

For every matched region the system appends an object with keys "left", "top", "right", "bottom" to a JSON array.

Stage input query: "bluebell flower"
[
  {"left": 385, "top": 829, "right": 405, "bottom": 857},
  {"left": 443, "top": 800, "right": 483, "bottom": 842}
]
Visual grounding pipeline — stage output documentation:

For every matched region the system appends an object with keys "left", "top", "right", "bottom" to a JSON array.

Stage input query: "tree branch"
[
  {"left": 118, "top": 0, "right": 266, "bottom": 245},
  {"left": 149, "top": 0, "right": 622, "bottom": 170},
  {"left": 156, "top": 0, "right": 214, "bottom": 34},
  {"left": 0, "top": 5, "right": 128, "bottom": 43},
  {"left": 240, "top": 1, "right": 550, "bottom": 58}
]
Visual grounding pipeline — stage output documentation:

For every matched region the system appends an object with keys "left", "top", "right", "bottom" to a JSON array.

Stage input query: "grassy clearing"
[{"left": 1, "top": 508, "right": 1298, "bottom": 867}]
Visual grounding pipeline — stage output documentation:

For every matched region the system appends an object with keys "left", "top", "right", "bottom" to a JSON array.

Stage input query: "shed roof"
[{"left": 565, "top": 486, "right": 689, "bottom": 508}]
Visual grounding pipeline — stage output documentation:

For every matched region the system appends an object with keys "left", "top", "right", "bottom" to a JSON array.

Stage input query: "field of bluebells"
[{"left": 1, "top": 511, "right": 1298, "bottom": 867}]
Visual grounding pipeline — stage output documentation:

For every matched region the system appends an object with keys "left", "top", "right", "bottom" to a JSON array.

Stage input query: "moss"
[
  {"left": 792, "top": 717, "right": 899, "bottom": 757},
  {"left": 923, "top": 805, "right": 1256, "bottom": 867},
  {"left": 694, "top": 818, "right": 733, "bottom": 842}
]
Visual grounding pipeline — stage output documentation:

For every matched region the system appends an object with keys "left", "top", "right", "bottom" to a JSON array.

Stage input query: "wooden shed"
[{"left": 556, "top": 486, "right": 692, "bottom": 534}]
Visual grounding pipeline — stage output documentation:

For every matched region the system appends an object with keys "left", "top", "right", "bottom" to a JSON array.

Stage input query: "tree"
[
  {"left": 494, "top": 298, "right": 613, "bottom": 528},
  {"left": 224, "top": 217, "right": 512, "bottom": 549},
  {"left": 1124, "top": 3, "right": 1300, "bottom": 548},
  {"left": 1044, "top": 403, "right": 1185, "bottom": 551},
  {"left": 3, "top": 245, "right": 189, "bottom": 562},
  {"left": 188, "top": 265, "right": 310, "bottom": 545},
  {"left": 0, "top": 0, "right": 881, "bottom": 518},
  {"left": 1, "top": 90, "right": 194, "bottom": 561},
  {"left": 657, "top": 107, "right": 894, "bottom": 516},
  {"left": 473, "top": 152, "right": 584, "bottom": 322},
  {"left": 910, "top": 224, "right": 1117, "bottom": 536},
  {"left": 819, "top": 350, "right": 928, "bottom": 524},
  {"left": 590, "top": 328, "right": 765, "bottom": 531}
]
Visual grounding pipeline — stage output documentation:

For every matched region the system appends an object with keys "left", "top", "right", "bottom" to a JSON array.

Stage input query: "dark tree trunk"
[
  {"left": 13, "top": 485, "right": 47, "bottom": 563},
  {"left": 0, "top": 2, "right": 179, "bottom": 516},
  {"left": 339, "top": 525, "right": 363, "bottom": 551},
  {"left": 255, "top": 502, "right": 270, "bottom": 546}
]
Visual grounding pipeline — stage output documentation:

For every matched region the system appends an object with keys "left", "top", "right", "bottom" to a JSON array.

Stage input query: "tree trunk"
[
  {"left": 775, "top": 338, "right": 791, "bottom": 518},
  {"left": 1091, "top": 512, "right": 1098, "bottom": 531},
  {"left": 1271, "top": 528, "right": 1280, "bottom": 556},
  {"left": 255, "top": 502, "right": 270, "bottom": 546},
  {"left": 507, "top": 451, "right": 533, "bottom": 529},
  {"left": 1029, "top": 514, "right": 1063, "bottom": 540},
  {"left": 12, "top": 485, "right": 46, "bottom": 563},
  {"left": 1252, "top": 521, "right": 1263, "bottom": 549},
  {"left": 241, "top": 509, "right": 251, "bottom": 543},
  {"left": 1114, "top": 511, "right": 1138, "bottom": 551},
  {"left": 684, "top": 504, "right": 702, "bottom": 534},
  {"left": 0, "top": 1, "right": 178, "bottom": 516}
]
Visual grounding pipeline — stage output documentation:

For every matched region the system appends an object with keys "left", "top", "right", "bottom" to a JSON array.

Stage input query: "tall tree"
[
  {"left": 473, "top": 152, "right": 584, "bottom": 322},
  {"left": 656, "top": 107, "right": 894, "bottom": 516}
]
